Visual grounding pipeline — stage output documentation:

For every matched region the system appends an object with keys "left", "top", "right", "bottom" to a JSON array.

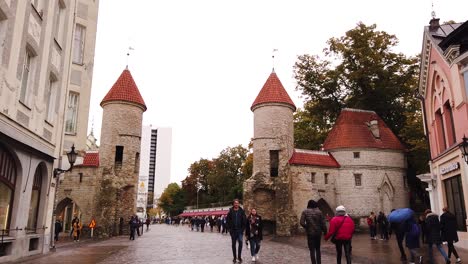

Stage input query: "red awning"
[{"left": 179, "top": 210, "right": 228, "bottom": 217}]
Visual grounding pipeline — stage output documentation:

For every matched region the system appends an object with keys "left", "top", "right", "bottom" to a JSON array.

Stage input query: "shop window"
[
  {"left": 444, "top": 175, "right": 467, "bottom": 231},
  {"left": 270, "top": 150, "right": 279, "bottom": 177},
  {"left": 0, "top": 144, "right": 17, "bottom": 235},
  {"left": 27, "top": 165, "right": 42, "bottom": 233}
]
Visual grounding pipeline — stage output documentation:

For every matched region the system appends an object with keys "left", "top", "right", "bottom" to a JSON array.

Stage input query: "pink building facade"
[{"left": 418, "top": 18, "right": 468, "bottom": 247}]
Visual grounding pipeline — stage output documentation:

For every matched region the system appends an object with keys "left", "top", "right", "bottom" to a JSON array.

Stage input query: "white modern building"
[{"left": 138, "top": 126, "right": 172, "bottom": 212}]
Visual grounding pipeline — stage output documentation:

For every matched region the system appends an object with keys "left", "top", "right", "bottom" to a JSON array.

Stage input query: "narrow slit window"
[
  {"left": 324, "top": 173, "right": 329, "bottom": 184},
  {"left": 311, "top": 172, "right": 316, "bottom": 183},
  {"left": 270, "top": 150, "right": 279, "bottom": 177},
  {"left": 115, "top": 146, "right": 123, "bottom": 165},
  {"left": 354, "top": 174, "right": 362, "bottom": 186}
]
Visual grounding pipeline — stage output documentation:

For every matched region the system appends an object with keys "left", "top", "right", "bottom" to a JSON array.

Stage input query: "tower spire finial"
[
  {"left": 90, "top": 116, "right": 95, "bottom": 136},
  {"left": 272, "top": 49, "right": 278, "bottom": 72},
  {"left": 126, "top": 46, "right": 134, "bottom": 69},
  {"left": 431, "top": 0, "right": 436, "bottom": 19}
]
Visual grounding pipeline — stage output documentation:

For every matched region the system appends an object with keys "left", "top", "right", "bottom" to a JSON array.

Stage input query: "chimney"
[
  {"left": 429, "top": 18, "right": 440, "bottom": 31},
  {"left": 368, "top": 120, "right": 380, "bottom": 139}
]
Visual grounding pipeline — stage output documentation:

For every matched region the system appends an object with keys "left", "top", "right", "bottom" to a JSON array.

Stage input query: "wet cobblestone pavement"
[
  {"left": 16, "top": 224, "right": 358, "bottom": 264},
  {"left": 15, "top": 225, "right": 468, "bottom": 263}
]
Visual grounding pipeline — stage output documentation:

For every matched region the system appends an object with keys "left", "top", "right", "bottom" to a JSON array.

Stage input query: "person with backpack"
[
  {"left": 405, "top": 217, "right": 422, "bottom": 264},
  {"left": 440, "top": 207, "right": 462, "bottom": 263},
  {"left": 300, "top": 199, "right": 327, "bottom": 264},
  {"left": 425, "top": 209, "right": 450, "bottom": 264},
  {"left": 325, "top": 205, "right": 355, "bottom": 264},
  {"left": 389, "top": 209, "right": 408, "bottom": 261},
  {"left": 367, "top": 212, "right": 377, "bottom": 240}
]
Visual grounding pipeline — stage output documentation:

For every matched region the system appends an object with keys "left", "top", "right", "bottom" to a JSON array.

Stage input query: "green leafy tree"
[
  {"left": 293, "top": 22, "right": 428, "bottom": 174},
  {"left": 158, "top": 183, "right": 185, "bottom": 216}
]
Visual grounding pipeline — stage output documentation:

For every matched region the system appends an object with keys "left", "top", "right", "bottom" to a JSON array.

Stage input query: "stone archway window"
[
  {"left": 27, "top": 165, "right": 43, "bottom": 232},
  {"left": 0, "top": 144, "right": 17, "bottom": 233}
]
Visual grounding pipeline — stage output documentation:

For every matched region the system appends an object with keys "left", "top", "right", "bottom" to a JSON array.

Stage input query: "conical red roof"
[
  {"left": 251, "top": 72, "right": 296, "bottom": 111},
  {"left": 100, "top": 69, "right": 147, "bottom": 111}
]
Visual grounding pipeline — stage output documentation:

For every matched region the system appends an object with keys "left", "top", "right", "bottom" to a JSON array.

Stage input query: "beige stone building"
[
  {"left": 0, "top": 0, "right": 98, "bottom": 261},
  {"left": 56, "top": 68, "right": 146, "bottom": 236},
  {"left": 244, "top": 71, "right": 409, "bottom": 236}
]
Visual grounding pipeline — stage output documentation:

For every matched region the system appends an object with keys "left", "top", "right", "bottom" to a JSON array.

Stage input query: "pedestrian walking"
[
  {"left": 222, "top": 215, "right": 228, "bottom": 234},
  {"left": 377, "top": 211, "right": 389, "bottom": 240},
  {"left": 367, "top": 212, "right": 377, "bottom": 240},
  {"left": 200, "top": 216, "right": 206, "bottom": 232},
  {"left": 441, "top": 207, "right": 462, "bottom": 263},
  {"left": 54, "top": 218, "right": 63, "bottom": 242},
  {"left": 300, "top": 200, "right": 327, "bottom": 264},
  {"left": 226, "top": 199, "right": 247, "bottom": 263},
  {"left": 389, "top": 209, "right": 408, "bottom": 261},
  {"left": 405, "top": 217, "right": 422, "bottom": 264},
  {"left": 210, "top": 216, "right": 215, "bottom": 232},
  {"left": 72, "top": 219, "right": 82, "bottom": 242},
  {"left": 424, "top": 209, "right": 450, "bottom": 264},
  {"left": 324, "top": 205, "right": 355, "bottom": 264},
  {"left": 246, "top": 208, "right": 263, "bottom": 262},
  {"left": 217, "top": 216, "right": 222, "bottom": 233},
  {"left": 129, "top": 216, "right": 137, "bottom": 240},
  {"left": 145, "top": 217, "right": 151, "bottom": 231},
  {"left": 418, "top": 214, "right": 427, "bottom": 244}
]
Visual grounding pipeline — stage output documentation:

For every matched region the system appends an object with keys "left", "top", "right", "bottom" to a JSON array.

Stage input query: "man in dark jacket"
[
  {"left": 441, "top": 207, "right": 462, "bottom": 263},
  {"left": 226, "top": 199, "right": 247, "bottom": 263},
  {"left": 389, "top": 209, "right": 407, "bottom": 261},
  {"left": 300, "top": 200, "right": 327, "bottom": 264},
  {"left": 425, "top": 209, "right": 450, "bottom": 264},
  {"left": 54, "top": 219, "right": 63, "bottom": 241}
]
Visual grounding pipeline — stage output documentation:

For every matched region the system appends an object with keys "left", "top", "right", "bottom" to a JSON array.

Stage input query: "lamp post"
[
  {"left": 50, "top": 145, "right": 78, "bottom": 249},
  {"left": 460, "top": 135, "right": 468, "bottom": 165}
]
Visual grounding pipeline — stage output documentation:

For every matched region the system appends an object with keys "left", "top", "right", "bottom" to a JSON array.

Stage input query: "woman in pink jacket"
[{"left": 325, "top": 205, "right": 355, "bottom": 264}]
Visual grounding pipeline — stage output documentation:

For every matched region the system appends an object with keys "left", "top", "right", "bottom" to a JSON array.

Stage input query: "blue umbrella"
[{"left": 388, "top": 208, "right": 414, "bottom": 223}]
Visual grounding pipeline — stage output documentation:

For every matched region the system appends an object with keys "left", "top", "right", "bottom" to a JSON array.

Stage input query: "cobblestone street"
[{"left": 15, "top": 224, "right": 355, "bottom": 264}]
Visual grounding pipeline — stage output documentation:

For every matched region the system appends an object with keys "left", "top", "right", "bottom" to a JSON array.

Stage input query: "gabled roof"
[
  {"left": 251, "top": 71, "right": 296, "bottom": 111},
  {"left": 77, "top": 151, "right": 99, "bottom": 167},
  {"left": 100, "top": 68, "right": 147, "bottom": 111},
  {"left": 289, "top": 149, "right": 340, "bottom": 168},
  {"left": 323, "top": 108, "right": 405, "bottom": 151},
  {"left": 439, "top": 20, "right": 468, "bottom": 52}
]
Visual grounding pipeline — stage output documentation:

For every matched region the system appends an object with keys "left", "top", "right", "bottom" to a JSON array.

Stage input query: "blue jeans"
[
  {"left": 427, "top": 243, "right": 449, "bottom": 264},
  {"left": 249, "top": 237, "right": 261, "bottom": 257},
  {"left": 230, "top": 230, "right": 243, "bottom": 259}
]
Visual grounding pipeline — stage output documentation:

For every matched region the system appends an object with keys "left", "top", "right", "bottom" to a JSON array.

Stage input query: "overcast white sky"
[{"left": 88, "top": 0, "right": 467, "bottom": 185}]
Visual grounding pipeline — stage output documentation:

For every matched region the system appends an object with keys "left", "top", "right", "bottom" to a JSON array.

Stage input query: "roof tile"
[
  {"left": 79, "top": 151, "right": 99, "bottom": 167},
  {"left": 100, "top": 69, "right": 147, "bottom": 111},
  {"left": 289, "top": 149, "right": 340, "bottom": 168},
  {"left": 251, "top": 72, "right": 296, "bottom": 111},
  {"left": 323, "top": 109, "right": 405, "bottom": 151}
]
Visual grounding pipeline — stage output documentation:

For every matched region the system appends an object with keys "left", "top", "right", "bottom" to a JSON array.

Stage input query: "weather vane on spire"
[
  {"left": 431, "top": 1, "right": 436, "bottom": 19},
  {"left": 272, "top": 49, "right": 278, "bottom": 72},
  {"left": 126, "top": 46, "right": 134, "bottom": 69},
  {"left": 90, "top": 116, "right": 95, "bottom": 136}
]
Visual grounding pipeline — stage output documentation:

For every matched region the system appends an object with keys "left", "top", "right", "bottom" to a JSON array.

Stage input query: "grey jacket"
[{"left": 300, "top": 208, "right": 327, "bottom": 236}]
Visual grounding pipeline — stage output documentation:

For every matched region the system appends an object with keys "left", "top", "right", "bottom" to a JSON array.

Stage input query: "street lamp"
[
  {"left": 460, "top": 135, "right": 468, "bottom": 165},
  {"left": 53, "top": 145, "right": 78, "bottom": 177}
]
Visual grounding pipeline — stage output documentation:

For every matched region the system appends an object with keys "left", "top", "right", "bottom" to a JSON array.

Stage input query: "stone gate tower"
[
  {"left": 244, "top": 70, "right": 297, "bottom": 236},
  {"left": 100, "top": 67, "right": 147, "bottom": 220}
]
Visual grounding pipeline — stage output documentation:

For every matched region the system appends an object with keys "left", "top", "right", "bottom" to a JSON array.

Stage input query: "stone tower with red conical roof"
[
  {"left": 99, "top": 67, "right": 146, "bottom": 224},
  {"left": 244, "top": 70, "right": 297, "bottom": 236}
]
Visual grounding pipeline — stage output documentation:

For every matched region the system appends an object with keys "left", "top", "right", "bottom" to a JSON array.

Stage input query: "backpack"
[
  {"left": 409, "top": 223, "right": 420, "bottom": 237},
  {"left": 367, "top": 217, "right": 373, "bottom": 226}
]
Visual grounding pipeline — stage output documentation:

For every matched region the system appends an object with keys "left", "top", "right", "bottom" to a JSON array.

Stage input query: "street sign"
[{"left": 89, "top": 219, "right": 96, "bottom": 228}]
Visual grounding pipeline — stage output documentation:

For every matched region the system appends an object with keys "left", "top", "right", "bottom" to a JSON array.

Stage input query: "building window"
[
  {"left": 27, "top": 165, "right": 42, "bottom": 233},
  {"left": 435, "top": 109, "right": 446, "bottom": 153},
  {"left": 0, "top": 144, "right": 17, "bottom": 235},
  {"left": 73, "top": 24, "right": 85, "bottom": 64},
  {"left": 464, "top": 71, "right": 468, "bottom": 100},
  {"left": 65, "top": 92, "right": 79, "bottom": 134},
  {"left": 444, "top": 175, "right": 467, "bottom": 231},
  {"left": 115, "top": 146, "right": 124, "bottom": 167},
  {"left": 354, "top": 174, "right": 362, "bottom": 186},
  {"left": 311, "top": 172, "right": 316, "bottom": 183},
  {"left": 353, "top": 152, "right": 360, "bottom": 158},
  {"left": 270, "top": 150, "right": 279, "bottom": 177},
  {"left": 324, "top": 173, "right": 329, "bottom": 184},
  {"left": 20, "top": 50, "right": 36, "bottom": 105},
  {"left": 53, "top": 1, "right": 66, "bottom": 46},
  {"left": 45, "top": 75, "right": 57, "bottom": 123},
  {"left": 0, "top": 11, "right": 7, "bottom": 61},
  {"left": 443, "top": 102, "right": 456, "bottom": 147}
]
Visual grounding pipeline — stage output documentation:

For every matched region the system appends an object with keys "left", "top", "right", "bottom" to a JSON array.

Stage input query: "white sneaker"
[
  {"left": 456, "top": 258, "right": 462, "bottom": 263},
  {"left": 255, "top": 255, "right": 259, "bottom": 261},
  {"left": 252, "top": 256, "right": 256, "bottom": 262}
]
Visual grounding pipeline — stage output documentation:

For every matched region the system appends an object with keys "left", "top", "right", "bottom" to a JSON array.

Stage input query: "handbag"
[{"left": 330, "top": 216, "right": 347, "bottom": 244}]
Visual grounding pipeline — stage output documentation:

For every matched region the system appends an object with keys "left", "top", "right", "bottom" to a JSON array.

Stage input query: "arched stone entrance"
[
  {"left": 317, "top": 198, "right": 334, "bottom": 217},
  {"left": 56, "top": 198, "right": 81, "bottom": 232}
]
